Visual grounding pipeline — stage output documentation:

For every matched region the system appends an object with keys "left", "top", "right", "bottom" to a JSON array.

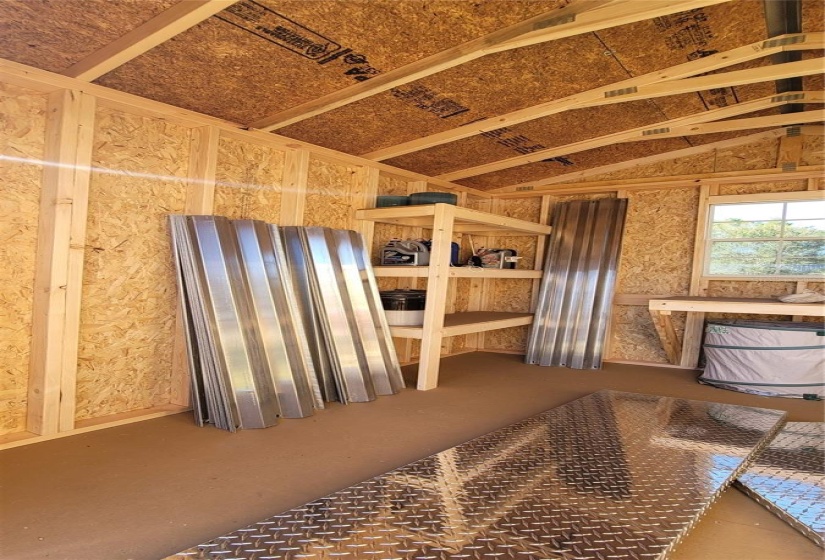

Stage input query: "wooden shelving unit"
[{"left": 356, "top": 203, "right": 552, "bottom": 390}]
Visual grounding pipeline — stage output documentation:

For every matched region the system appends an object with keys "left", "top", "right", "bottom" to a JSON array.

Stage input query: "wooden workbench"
[{"left": 648, "top": 296, "right": 825, "bottom": 366}]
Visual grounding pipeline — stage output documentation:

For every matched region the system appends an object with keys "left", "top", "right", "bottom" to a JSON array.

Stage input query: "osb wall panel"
[
  {"left": 717, "top": 180, "right": 807, "bottom": 196},
  {"left": 489, "top": 197, "right": 542, "bottom": 269},
  {"left": 801, "top": 134, "right": 823, "bottom": 167},
  {"left": 76, "top": 108, "right": 189, "bottom": 421},
  {"left": 376, "top": 277, "right": 398, "bottom": 292},
  {"left": 610, "top": 306, "right": 669, "bottom": 364},
  {"left": 372, "top": 174, "right": 409, "bottom": 267},
  {"left": 484, "top": 197, "right": 542, "bottom": 352},
  {"left": 464, "top": 195, "right": 490, "bottom": 212},
  {"left": 806, "top": 282, "right": 824, "bottom": 294},
  {"left": 713, "top": 136, "right": 779, "bottom": 172},
  {"left": 213, "top": 136, "right": 285, "bottom": 221},
  {"left": 302, "top": 157, "right": 353, "bottom": 230},
  {"left": 449, "top": 278, "right": 473, "bottom": 353},
  {"left": 563, "top": 151, "right": 717, "bottom": 184},
  {"left": 617, "top": 188, "right": 698, "bottom": 295},
  {"left": 0, "top": 83, "right": 45, "bottom": 434},
  {"left": 377, "top": 174, "right": 408, "bottom": 196},
  {"left": 707, "top": 280, "right": 798, "bottom": 298},
  {"left": 484, "top": 326, "right": 529, "bottom": 353},
  {"left": 453, "top": 278, "right": 471, "bottom": 313}
]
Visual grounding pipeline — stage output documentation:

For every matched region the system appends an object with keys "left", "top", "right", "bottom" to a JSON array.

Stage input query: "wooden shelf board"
[
  {"left": 389, "top": 311, "right": 534, "bottom": 339},
  {"left": 453, "top": 206, "right": 552, "bottom": 235},
  {"left": 373, "top": 266, "right": 430, "bottom": 277},
  {"left": 373, "top": 266, "right": 542, "bottom": 279},
  {"left": 357, "top": 204, "right": 551, "bottom": 235},
  {"left": 448, "top": 268, "right": 542, "bottom": 279},
  {"left": 649, "top": 296, "right": 825, "bottom": 316}
]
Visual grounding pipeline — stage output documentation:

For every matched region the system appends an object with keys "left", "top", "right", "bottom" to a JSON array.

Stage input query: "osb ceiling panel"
[
  {"left": 0, "top": 0, "right": 821, "bottom": 192},
  {"left": 276, "top": 33, "right": 628, "bottom": 154},
  {"left": 0, "top": 0, "right": 178, "bottom": 73},
  {"left": 453, "top": 137, "right": 703, "bottom": 190},
  {"left": 95, "top": 0, "right": 562, "bottom": 124},
  {"left": 272, "top": 1, "right": 780, "bottom": 158},
  {"left": 383, "top": 100, "right": 682, "bottom": 177}
]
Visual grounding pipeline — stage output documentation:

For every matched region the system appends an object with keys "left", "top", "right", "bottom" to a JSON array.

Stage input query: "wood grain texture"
[
  {"left": 302, "top": 157, "right": 354, "bottom": 229},
  {"left": 0, "top": 82, "right": 46, "bottom": 435},
  {"left": 617, "top": 188, "right": 698, "bottom": 295},
  {"left": 213, "top": 135, "right": 285, "bottom": 221},
  {"left": 76, "top": 107, "right": 189, "bottom": 421},
  {"left": 610, "top": 305, "right": 671, "bottom": 364},
  {"left": 716, "top": 180, "right": 807, "bottom": 196}
]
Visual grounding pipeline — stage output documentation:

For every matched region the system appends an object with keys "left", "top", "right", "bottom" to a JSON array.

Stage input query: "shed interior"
[{"left": 0, "top": 1, "right": 823, "bottom": 558}]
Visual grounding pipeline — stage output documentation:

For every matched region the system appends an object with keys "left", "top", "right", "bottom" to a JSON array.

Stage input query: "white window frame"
[{"left": 700, "top": 190, "right": 825, "bottom": 281}]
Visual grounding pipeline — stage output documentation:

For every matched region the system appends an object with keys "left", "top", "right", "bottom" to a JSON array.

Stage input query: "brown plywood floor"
[{"left": 1, "top": 352, "right": 823, "bottom": 560}]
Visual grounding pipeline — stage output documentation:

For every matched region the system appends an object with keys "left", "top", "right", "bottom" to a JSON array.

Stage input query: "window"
[{"left": 704, "top": 195, "right": 825, "bottom": 279}]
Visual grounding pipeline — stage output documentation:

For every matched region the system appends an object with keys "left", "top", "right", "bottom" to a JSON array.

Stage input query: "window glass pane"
[
  {"left": 708, "top": 241, "right": 779, "bottom": 275},
  {"left": 784, "top": 219, "right": 825, "bottom": 237},
  {"left": 712, "top": 203, "right": 783, "bottom": 222},
  {"left": 786, "top": 201, "right": 825, "bottom": 220},
  {"left": 778, "top": 240, "right": 825, "bottom": 275},
  {"left": 711, "top": 220, "right": 782, "bottom": 239}
]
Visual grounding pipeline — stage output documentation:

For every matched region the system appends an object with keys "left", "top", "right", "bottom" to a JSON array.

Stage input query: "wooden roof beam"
[
  {"left": 248, "top": 0, "right": 731, "bottom": 132},
  {"left": 365, "top": 32, "right": 823, "bottom": 161},
  {"left": 444, "top": 109, "right": 822, "bottom": 183},
  {"left": 492, "top": 129, "right": 805, "bottom": 195},
  {"left": 494, "top": 165, "right": 825, "bottom": 198},
  {"left": 438, "top": 60, "right": 824, "bottom": 182},
  {"left": 626, "top": 109, "right": 824, "bottom": 139},
  {"left": 64, "top": 0, "right": 239, "bottom": 81}
]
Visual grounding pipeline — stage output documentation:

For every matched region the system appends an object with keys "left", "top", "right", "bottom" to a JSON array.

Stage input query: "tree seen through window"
[{"left": 707, "top": 200, "right": 825, "bottom": 277}]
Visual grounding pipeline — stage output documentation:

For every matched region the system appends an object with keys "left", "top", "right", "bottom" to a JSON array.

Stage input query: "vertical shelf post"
[{"left": 417, "top": 203, "right": 456, "bottom": 389}]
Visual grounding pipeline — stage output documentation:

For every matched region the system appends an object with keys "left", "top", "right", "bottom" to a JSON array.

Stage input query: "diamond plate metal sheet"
[
  {"left": 735, "top": 422, "right": 824, "bottom": 547},
  {"left": 166, "top": 391, "right": 786, "bottom": 560}
]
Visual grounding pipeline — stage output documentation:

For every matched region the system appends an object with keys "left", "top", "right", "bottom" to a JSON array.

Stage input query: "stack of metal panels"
[
  {"left": 527, "top": 198, "right": 627, "bottom": 369},
  {"left": 170, "top": 216, "right": 403, "bottom": 431}
]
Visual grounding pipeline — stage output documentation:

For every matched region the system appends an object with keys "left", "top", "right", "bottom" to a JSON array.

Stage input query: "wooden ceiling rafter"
[
  {"left": 632, "top": 109, "right": 824, "bottom": 138},
  {"left": 492, "top": 128, "right": 795, "bottom": 194},
  {"left": 493, "top": 165, "right": 825, "bottom": 198},
  {"left": 365, "top": 32, "right": 823, "bottom": 161},
  {"left": 63, "top": 0, "right": 240, "bottom": 81},
  {"left": 438, "top": 62, "right": 824, "bottom": 182},
  {"left": 247, "top": 0, "right": 733, "bottom": 132}
]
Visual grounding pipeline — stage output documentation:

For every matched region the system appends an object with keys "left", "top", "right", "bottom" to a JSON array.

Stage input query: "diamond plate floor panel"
[
  {"left": 735, "top": 422, "right": 824, "bottom": 547},
  {"left": 166, "top": 390, "right": 786, "bottom": 560}
]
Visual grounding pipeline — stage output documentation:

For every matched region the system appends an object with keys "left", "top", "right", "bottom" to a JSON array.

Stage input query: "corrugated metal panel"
[
  {"left": 526, "top": 198, "right": 627, "bottom": 369},
  {"left": 170, "top": 216, "right": 404, "bottom": 431}
]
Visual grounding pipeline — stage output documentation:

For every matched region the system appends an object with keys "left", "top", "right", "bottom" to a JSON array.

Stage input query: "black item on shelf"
[
  {"left": 379, "top": 290, "right": 427, "bottom": 310},
  {"left": 376, "top": 195, "right": 410, "bottom": 207},
  {"left": 408, "top": 192, "right": 458, "bottom": 205}
]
